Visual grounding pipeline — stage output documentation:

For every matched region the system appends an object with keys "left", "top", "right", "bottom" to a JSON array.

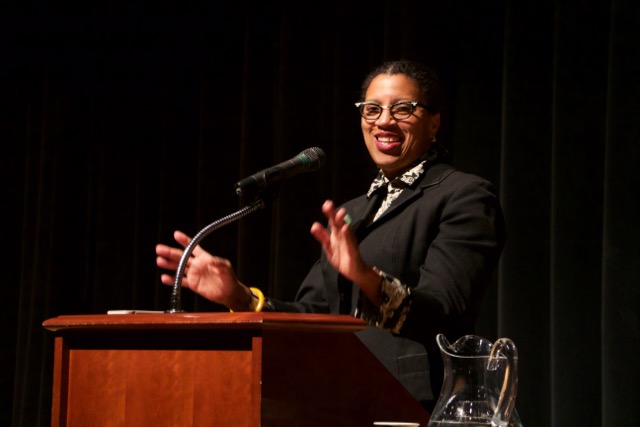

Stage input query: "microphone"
[{"left": 234, "top": 147, "right": 326, "bottom": 196}]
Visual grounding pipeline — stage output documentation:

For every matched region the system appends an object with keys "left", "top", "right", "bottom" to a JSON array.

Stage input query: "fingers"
[
  {"left": 156, "top": 243, "right": 186, "bottom": 273},
  {"left": 321, "top": 199, "right": 335, "bottom": 216},
  {"left": 156, "top": 231, "right": 195, "bottom": 273},
  {"left": 156, "top": 254, "right": 180, "bottom": 272},
  {"left": 174, "top": 230, "right": 197, "bottom": 253},
  {"left": 160, "top": 273, "right": 175, "bottom": 286},
  {"left": 173, "top": 230, "right": 190, "bottom": 246},
  {"left": 156, "top": 230, "right": 201, "bottom": 266},
  {"left": 156, "top": 243, "right": 183, "bottom": 259},
  {"left": 321, "top": 200, "right": 351, "bottom": 230},
  {"left": 334, "top": 207, "right": 350, "bottom": 231},
  {"left": 312, "top": 200, "right": 355, "bottom": 261},
  {"left": 160, "top": 273, "right": 192, "bottom": 290},
  {"left": 174, "top": 230, "right": 211, "bottom": 257},
  {"left": 310, "top": 221, "right": 330, "bottom": 245}
]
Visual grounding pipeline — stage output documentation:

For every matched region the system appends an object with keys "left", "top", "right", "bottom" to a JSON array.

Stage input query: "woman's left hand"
[{"left": 310, "top": 200, "right": 369, "bottom": 284}]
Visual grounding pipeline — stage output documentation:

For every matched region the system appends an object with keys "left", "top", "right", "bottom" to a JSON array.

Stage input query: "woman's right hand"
[{"left": 155, "top": 230, "right": 253, "bottom": 311}]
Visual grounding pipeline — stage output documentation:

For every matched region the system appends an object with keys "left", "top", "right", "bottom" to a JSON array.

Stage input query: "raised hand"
[
  {"left": 155, "top": 230, "right": 252, "bottom": 310},
  {"left": 309, "top": 199, "right": 380, "bottom": 301}
]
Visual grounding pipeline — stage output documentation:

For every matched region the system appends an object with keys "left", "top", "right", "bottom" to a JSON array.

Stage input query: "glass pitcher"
[{"left": 428, "top": 334, "right": 523, "bottom": 427}]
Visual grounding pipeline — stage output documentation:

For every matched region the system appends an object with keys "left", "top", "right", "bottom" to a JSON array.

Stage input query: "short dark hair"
[{"left": 359, "top": 60, "right": 445, "bottom": 113}]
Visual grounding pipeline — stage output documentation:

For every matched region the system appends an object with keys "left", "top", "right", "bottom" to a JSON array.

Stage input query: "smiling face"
[{"left": 361, "top": 73, "right": 441, "bottom": 179}]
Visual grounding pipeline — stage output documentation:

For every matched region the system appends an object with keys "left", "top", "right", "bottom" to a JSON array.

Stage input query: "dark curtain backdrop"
[{"left": 2, "top": 0, "right": 638, "bottom": 426}]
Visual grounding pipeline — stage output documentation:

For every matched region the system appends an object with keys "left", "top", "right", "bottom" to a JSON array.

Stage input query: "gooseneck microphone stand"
[{"left": 166, "top": 197, "right": 267, "bottom": 313}]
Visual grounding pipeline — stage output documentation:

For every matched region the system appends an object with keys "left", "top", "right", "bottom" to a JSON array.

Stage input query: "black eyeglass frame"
[{"left": 354, "top": 101, "right": 434, "bottom": 121}]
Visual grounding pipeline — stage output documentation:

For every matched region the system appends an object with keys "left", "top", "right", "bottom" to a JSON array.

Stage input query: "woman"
[{"left": 156, "top": 60, "right": 506, "bottom": 409}]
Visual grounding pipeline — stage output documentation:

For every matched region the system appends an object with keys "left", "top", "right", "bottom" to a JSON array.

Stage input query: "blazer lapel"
[
  {"left": 348, "top": 192, "right": 384, "bottom": 234},
  {"left": 370, "top": 163, "right": 456, "bottom": 223}
]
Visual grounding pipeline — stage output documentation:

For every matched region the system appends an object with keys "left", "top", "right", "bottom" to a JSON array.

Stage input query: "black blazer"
[{"left": 270, "top": 162, "right": 506, "bottom": 408}]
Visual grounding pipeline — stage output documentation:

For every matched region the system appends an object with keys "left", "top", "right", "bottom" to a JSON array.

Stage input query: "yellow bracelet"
[
  {"left": 249, "top": 287, "right": 265, "bottom": 312},
  {"left": 229, "top": 287, "right": 265, "bottom": 313}
]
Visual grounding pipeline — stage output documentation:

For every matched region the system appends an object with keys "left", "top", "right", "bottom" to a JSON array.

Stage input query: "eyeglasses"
[{"left": 354, "top": 101, "right": 433, "bottom": 121}]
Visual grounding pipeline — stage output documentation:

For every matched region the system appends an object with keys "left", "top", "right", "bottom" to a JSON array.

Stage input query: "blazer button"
[{"left": 339, "top": 292, "right": 345, "bottom": 301}]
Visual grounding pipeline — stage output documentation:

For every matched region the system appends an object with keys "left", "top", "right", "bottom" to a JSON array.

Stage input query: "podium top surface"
[{"left": 42, "top": 312, "right": 366, "bottom": 334}]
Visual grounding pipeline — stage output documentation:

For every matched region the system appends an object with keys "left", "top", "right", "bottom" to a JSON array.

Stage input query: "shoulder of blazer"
[{"left": 420, "top": 162, "right": 457, "bottom": 189}]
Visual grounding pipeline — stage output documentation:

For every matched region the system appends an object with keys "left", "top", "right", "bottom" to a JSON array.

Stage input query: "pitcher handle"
[{"left": 488, "top": 338, "right": 518, "bottom": 427}]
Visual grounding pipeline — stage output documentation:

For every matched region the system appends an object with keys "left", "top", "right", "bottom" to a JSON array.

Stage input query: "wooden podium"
[{"left": 43, "top": 312, "right": 430, "bottom": 426}]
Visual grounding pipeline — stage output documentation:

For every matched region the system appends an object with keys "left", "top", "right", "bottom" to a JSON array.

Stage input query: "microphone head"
[
  {"left": 235, "top": 146, "right": 327, "bottom": 197},
  {"left": 300, "top": 147, "right": 326, "bottom": 170}
]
